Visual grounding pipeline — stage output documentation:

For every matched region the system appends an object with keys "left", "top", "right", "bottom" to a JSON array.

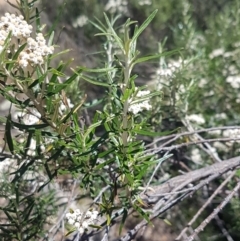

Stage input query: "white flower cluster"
[
  {"left": 223, "top": 129, "right": 240, "bottom": 144},
  {"left": 128, "top": 89, "right": 152, "bottom": 115},
  {"left": 104, "top": 0, "right": 128, "bottom": 14},
  {"left": 186, "top": 114, "right": 205, "bottom": 125},
  {"left": 15, "top": 108, "right": 41, "bottom": 125},
  {"left": 72, "top": 15, "right": 89, "bottom": 28},
  {"left": 0, "top": 157, "right": 15, "bottom": 178},
  {"left": 209, "top": 48, "right": 225, "bottom": 59},
  {"left": 18, "top": 33, "right": 54, "bottom": 67},
  {"left": 190, "top": 148, "right": 202, "bottom": 164},
  {"left": 156, "top": 59, "right": 183, "bottom": 78},
  {"left": 226, "top": 75, "right": 240, "bottom": 89},
  {"left": 139, "top": 0, "right": 152, "bottom": 5},
  {"left": 149, "top": 58, "right": 187, "bottom": 92},
  {"left": 0, "top": 13, "right": 32, "bottom": 49},
  {"left": 66, "top": 209, "right": 99, "bottom": 234},
  {"left": 0, "top": 13, "right": 54, "bottom": 68}
]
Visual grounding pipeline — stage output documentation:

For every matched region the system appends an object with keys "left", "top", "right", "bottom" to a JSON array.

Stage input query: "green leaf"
[
  {"left": 95, "top": 158, "right": 115, "bottom": 170},
  {"left": 90, "top": 18, "right": 106, "bottom": 33},
  {"left": 49, "top": 67, "right": 66, "bottom": 77},
  {"left": 104, "top": 13, "right": 124, "bottom": 52},
  {"left": 133, "top": 48, "right": 182, "bottom": 65},
  {"left": 12, "top": 43, "right": 27, "bottom": 61},
  {"left": 50, "top": 48, "right": 71, "bottom": 59},
  {"left": 119, "top": 208, "right": 128, "bottom": 235},
  {"left": 11, "top": 159, "right": 35, "bottom": 183},
  {"left": 24, "top": 131, "right": 33, "bottom": 156},
  {"left": 35, "top": 7, "right": 41, "bottom": 32},
  {"left": 98, "top": 148, "right": 115, "bottom": 158},
  {"left": 83, "top": 114, "right": 115, "bottom": 140},
  {"left": 107, "top": 214, "right": 111, "bottom": 226},
  {"left": 79, "top": 66, "right": 115, "bottom": 73},
  {"left": 60, "top": 95, "right": 86, "bottom": 124},
  {"left": 5, "top": 115, "right": 14, "bottom": 154},
  {"left": 28, "top": 75, "right": 46, "bottom": 89},
  {"left": 47, "top": 70, "right": 80, "bottom": 96},
  {"left": 80, "top": 74, "right": 111, "bottom": 87},
  {"left": 3, "top": 210, "right": 15, "bottom": 223},
  {"left": 7, "top": 43, "right": 27, "bottom": 71},
  {"left": 65, "top": 227, "right": 77, "bottom": 237},
  {"left": 134, "top": 129, "right": 175, "bottom": 137},
  {"left": 88, "top": 224, "right": 102, "bottom": 229},
  {"left": 163, "top": 218, "right": 172, "bottom": 226},
  {"left": 48, "top": 30, "right": 55, "bottom": 46},
  {"left": 131, "top": 10, "right": 158, "bottom": 46},
  {"left": 11, "top": 121, "right": 49, "bottom": 130}
]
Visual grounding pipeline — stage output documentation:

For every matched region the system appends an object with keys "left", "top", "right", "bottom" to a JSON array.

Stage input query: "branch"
[
  {"left": 145, "top": 137, "right": 240, "bottom": 154},
  {"left": 140, "top": 156, "right": 240, "bottom": 205},
  {"left": 175, "top": 171, "right": 236, "bottom": 240},
  {"left": 146, "top": 126, "right": 240, "bottom": 148},
  {"left": 185, "top": 180, "right": 240, "bottom": 241}
]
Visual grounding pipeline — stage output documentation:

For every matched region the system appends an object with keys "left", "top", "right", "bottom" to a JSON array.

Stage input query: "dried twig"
[
  {"left": 146, "top": 126, "right": 240, "bottom": 148},
  {"left": 141, "top": 156, "right": 240, "bottom": 204},
  {"left": 185, "top": 180, "right": 240, "bottom": 241},
  {"left": 175, "top": 171, "right": 236, "bottom": 240},
  {"left": 145, "top": 137, "right": 240, "bottom": 154},
  {"left": 214, "top": 215, "right": 234, "bottom": 241}
]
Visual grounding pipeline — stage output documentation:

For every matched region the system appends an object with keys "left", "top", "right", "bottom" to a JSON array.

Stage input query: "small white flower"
[
  {"left": 104, "top": 0, "right": 128, "bottom": 14},
  {"left": 85, "top": 211, "right": 92, "bottom": 218},
  {"left": 75, "top": 209, "right": 82, "bottom": 216},
  {"left": 22, "top": 109, "right": 41, "bottom": 125},
  {"left": 65, "top": 208, "right": 98, "bottom": 234},
  {"left": 74, "top": 221, "right": 80, "bottom": 228},
  {"left": 226, "top": 75, "right": 240, "bottom": 88},
  {"left": 66, "top": 213, "right": 72, "bottom": 219},
  {"left": 139, "top": 0, "right": 152, "bottom": 5},
  {"left": 79, "top": 227, "right": 84, "bottom": 234},
  {"left": 91, "top": 211, "right": 98, "bottom": 220},
  {"left": 68, "top": 218, "right": 75, "bottom": 225},
  {"left": 82, "top": 221, "right": 89, "bottom": 229}
]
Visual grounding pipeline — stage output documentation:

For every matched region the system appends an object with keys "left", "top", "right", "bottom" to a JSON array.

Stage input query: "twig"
[
  {"left": 175, "top": 171, "right": 235, "bottom": 240},
  {"left": 214, "top": 215, "right": 234, "bottom": 241},
  {"left": 145, "top": 137, "right": 240, "bottom": 154},
  {"left": 140, "top": 156, "right": 240, "bottom": 204},
  {"left": 142, "top": 152, "right": 172, "bottom": 195},
  {"left": 182, "top": 119, "right": 222, "bottom": 163},
  {"left": 45, "top": 179, "right": 78, "bottom": 240},
  {"left": 118, "top": 192, "right": 191, "bottom": 241},
  {"left": 185, "top": 180, "right": 240, "bottom": 241},
  {"left": 101, "top": 226, "right": 110, "bottom": 241},
  {"left": 146, "top": 126, "right": 240, "bottom": 147}
]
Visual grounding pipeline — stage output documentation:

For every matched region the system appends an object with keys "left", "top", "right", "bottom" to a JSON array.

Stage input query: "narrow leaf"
[
  {"left": 131, "top": 10, "right": 158, "bottom": 45},
  {"left": 80, "top": 74, "right": 111, "bottom": 87},
  {"left": 5, "top": 115, "right": 14, "bottom": 154}
]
